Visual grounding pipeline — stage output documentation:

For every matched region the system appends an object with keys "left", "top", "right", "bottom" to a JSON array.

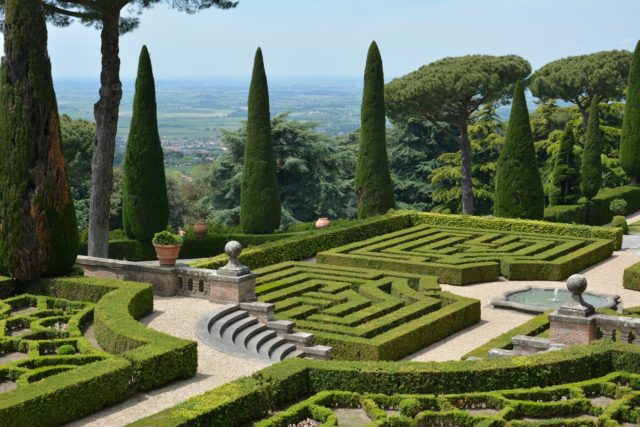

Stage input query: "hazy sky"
[{"left": 1, "top": 0, "right": 639, "bottom": 81}]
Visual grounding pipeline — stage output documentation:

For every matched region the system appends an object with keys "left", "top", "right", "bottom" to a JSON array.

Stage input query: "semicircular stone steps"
[{"left": 196, "top": 304, "right": 332, "bottom": 362}]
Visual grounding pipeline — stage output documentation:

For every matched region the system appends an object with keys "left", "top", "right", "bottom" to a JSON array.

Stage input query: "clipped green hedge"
[
  {"left": 193, "top": 214, "right": 413, "bottom": 270},
  {"left": 130, "top": 342, "right": 640, "bottom": 427},
  {"left": 317, "top": 224, "right": 613, "bottom": 285},
  {"left": 193, "top": 211, "right": 620, "bottom": 272},
  {"left": 624, "top": 261, "right": 640, "bottom": 291},
  {"left": 584, "top": 186, "right": 640, "bottom": 226},
  {"left": 543, "top": 204, "right": 586, "bottom": 224},
  {"left": 24, "top": 276, "right": 197, "bottom": 391},
  {"left": 255, "top": 262, "right": 479, "bottom": 360}
]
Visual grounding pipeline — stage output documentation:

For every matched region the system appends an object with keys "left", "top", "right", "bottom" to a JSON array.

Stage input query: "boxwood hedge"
[
  {"left": 130, "top": 342, "right": 640, "bottom": 427},
  {"left": 624, "top": 261, "right": 640, "bottom": 291}
]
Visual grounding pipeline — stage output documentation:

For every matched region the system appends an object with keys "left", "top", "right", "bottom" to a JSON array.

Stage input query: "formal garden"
[{"left": 3, "top": 0, "right": 640, "bottom": 426}]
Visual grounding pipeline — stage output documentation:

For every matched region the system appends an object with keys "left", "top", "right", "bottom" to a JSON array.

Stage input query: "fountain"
[{"left": 491, "top": 278, "right": 619, "bottom": 314}]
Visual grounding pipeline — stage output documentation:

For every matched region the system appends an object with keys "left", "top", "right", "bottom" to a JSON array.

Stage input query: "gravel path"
[{"left": 66, "top": 297, "right": 269, "bottom": 427}]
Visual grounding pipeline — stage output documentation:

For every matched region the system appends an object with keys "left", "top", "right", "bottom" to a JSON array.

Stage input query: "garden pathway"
[{"left": 66, "top": 297, "right": 269, "bottom": 427}]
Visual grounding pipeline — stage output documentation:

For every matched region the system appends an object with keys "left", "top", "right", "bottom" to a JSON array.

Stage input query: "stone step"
[
  {"left": 247, "top": 330, "right": 276, "bottom": 354},
  {"left": 302, "top": 345, "right": 332, "bottom": 360},
  {"left": 211, "top": 310, "right": 248, "bottom": 338},
  {"left": 270, "top": 343, "right": 297, "bottom": 361},
  {"left": 258, "top": 336, "right": 287, "bottom": 359},
  {"left": 284, "top": 349, "right": 305, "bottom": 360},
  {"left": 234, "top": 323, "right": 267, "bottom": 348},
  {"left": 222, "top": 316, "right": 258, "bottom": 347}
]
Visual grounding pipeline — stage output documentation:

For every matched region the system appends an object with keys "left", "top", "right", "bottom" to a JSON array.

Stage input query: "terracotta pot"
[
  {"left": 315, "top": 217, "right": 331, "bottom": 229},
  {"left": 193, "top": 222, "right": 208, "bottom": 238},
  {"left": 153, "top": 244, "right": 182, "bottom": 266}
]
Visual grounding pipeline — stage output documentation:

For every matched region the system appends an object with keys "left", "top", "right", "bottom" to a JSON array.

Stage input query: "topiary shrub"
[
  {"left": 399, "top": 398, "right": 422, "bottom": 418},
  {"left": 152, "top": 231, "right": 183, "bottom": 246},
  {"left": 610, "top": 198, "right": 628, "bottom": 216},
  {"left": 56, "top": 344, "right": 76, "bottom": 355},
  {"left": 611, "top": 215, "right": 629, "bottom": 234}
]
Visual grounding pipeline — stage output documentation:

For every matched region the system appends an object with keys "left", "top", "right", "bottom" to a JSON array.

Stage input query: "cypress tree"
[
  {"left": 0, "top": 0, "right": 78, "bottom": 281},
  {"left": 581, "top": 97, "right": 603, "bottom": 199},
  {"left": 122, "top": 46, "right": 169, "bottom": 241},
  {"left": 355, "top": 41, "right": 396, "bottom": 219},
  {"left": 549, "top": 124, "right": 580, "bottom": 205},
  {"left": 494, "top": 81, "right": 544, "bottom": 219},
  {"left": 240, "top": 48, "right": 281, "bottom": 234},
  {"left": 620, "top": 40, "right": 640, "bottom": 184}
]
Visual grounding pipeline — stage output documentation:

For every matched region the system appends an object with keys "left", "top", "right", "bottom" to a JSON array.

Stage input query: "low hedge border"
[
  {"left": 623, "top": 261, "right": 640, "bottom": 291},
  {"left": 254, "top": 372, "right": 637, "bottom": 427},
  {"left": 255, "top": 262, "right": 479, "bottom": 360},
  {"left": 192, "top": 214, "right": 413, "bottom": 270},
  {"left": 129, "top": 342, "right": 640, "bottom": 427},
  {"left": 23, "top": 276, "right": 197, "bottom": 391}
]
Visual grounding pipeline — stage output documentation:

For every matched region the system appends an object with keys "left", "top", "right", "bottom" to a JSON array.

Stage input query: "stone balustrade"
[{"left": 594, "top": 314, "right": 640, "bottom": 344}]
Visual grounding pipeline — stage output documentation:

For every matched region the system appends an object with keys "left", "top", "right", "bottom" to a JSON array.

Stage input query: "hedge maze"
[
  {"left": 254, "top": 372, "right": 640, "bottom": 427},
  {"left": 0, "top": 294, "right": 107, "bottom": 391},
  {"left": 317, "top": 224, "right": 614, "bottom": 285},
  {"left": 255, "top": 262, "right": 480, "bottom": 360}
]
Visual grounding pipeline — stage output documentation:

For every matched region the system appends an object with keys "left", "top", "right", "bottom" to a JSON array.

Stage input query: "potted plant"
[
  {"left": 152, "top": 231, "right": 183, "bottom": 266},
  {"left": 190, "top": 203, "right": 209, "bottom": 238},
  {"left": 315, "top": 217, "right": 331, "bottom": 229}
]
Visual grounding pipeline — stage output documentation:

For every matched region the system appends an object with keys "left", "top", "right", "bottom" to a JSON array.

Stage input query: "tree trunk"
[
  {"left": 459, "top": 119, "right": 474, "bottom": 215},
  {"left": 88, "top": 11, "right": 122, "bottom": 258},
  {"left": 579, "top": 106, "right": 589, "bottom": 134}
]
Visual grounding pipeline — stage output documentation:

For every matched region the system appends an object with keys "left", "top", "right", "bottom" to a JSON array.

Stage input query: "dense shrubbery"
[{"left": 131, "top": 343, "right": 640, "bottom": 426}]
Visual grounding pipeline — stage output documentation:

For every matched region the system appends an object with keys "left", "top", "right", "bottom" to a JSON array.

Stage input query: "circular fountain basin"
[{"left": 492, "top": 287, "right": 620, "bottom": 314}]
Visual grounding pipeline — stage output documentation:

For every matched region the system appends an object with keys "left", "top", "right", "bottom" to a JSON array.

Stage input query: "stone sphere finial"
[
  {"left": 225, "top": 241, "right": 242, "bottom": 259},
  {"left": 566, "top": 274, "right": 587, "bottom": 296}
]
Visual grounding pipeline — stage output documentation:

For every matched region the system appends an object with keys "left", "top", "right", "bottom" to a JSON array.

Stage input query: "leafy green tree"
[
  {"left": 240, "top": 48, "right": 281, "bottom": 234},
  {"left": 581, "top": 98, "right": 604, "bottom": 199},
  {"left": 60, "top": 115, "right": 95, "bottom": 200},
  {"left": 530, "top": 50, "right": 632, "bottom": 131},
  {"left": 386, "top": 55, "right": 530, "bottom": 215},
  {"left": 620, "top": 41, "right": 640, "bottom": 184},
  {"left": 0, "top": 0, "right": 78, "bottom": 280},
  {"left": 494, "top": 81, "right": 544, "bottom": 219},
  {"left": 355, "top": 42, "right": 396, "bottom": 218},
  {"left": 549, "top": 124, "right": 580, "bottom": 205},
  {"left": 122, "top": 46, "right": 169, "bottom": 241},
  {"left": 387, "top": 119, "right": 456, "bottom": 211},
  {"left": 205, "top": 114, "right": 356, "bottom": 226},
  {"left": 430, "top": 105, "right": 504, "bottom": 214},
  {"left": 0, "top": 0, "right": 237, "bottom": 257}
]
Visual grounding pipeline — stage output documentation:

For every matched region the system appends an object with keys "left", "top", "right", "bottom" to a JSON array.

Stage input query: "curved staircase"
[{"left": 197, "top": 304, "right": 331, "bottom": 362}]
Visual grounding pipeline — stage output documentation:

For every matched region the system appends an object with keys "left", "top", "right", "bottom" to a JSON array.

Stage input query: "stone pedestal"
[
  {"left": 549, "top": 312, "right": 597, "bottom": 346},
  {"left": 549, "top": 274, "right": 597, "bottom": 346},
  {"left": 208, "top": 271, "right": 256, "bottom": 304}
]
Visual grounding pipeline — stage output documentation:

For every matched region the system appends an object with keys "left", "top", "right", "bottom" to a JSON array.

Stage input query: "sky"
[{"left": 1, "top": 0, "right": 639, "bottom": 81}]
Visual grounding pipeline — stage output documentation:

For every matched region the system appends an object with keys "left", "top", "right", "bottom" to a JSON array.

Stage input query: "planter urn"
[
  {"left": 193, "top": 222, "right": 208, "bottom": 238},
  {"left": 315, "top": 217, "right": 331, "bottom": 229},
  {"left": 153, "top": 244, "right": 182, "bottom": 266}
]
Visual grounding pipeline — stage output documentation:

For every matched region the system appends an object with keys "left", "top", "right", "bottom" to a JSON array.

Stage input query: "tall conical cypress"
[
  {"left": 122, "top": 46, "right": 169, "bottom": 241},
  {"left": 581, "top": 97, "right": 603, "bottom": 199},
  {"left": 240, "top": 48, "right": 281, "bottom": 234},
  {"left": 0, "top": 0, "right": 78, "bottom": 281},
  {"left": 549, "top": 124, "right": 580, "bottom": 205},
  {"left": 355, "top": 41, "right": 396, "bottom": 219},
  {"left": 620, "top": 40, "right": 640, "bottom": 184},
  {"left": 494, "top": 81, "right": 544, "bottom": 219}
]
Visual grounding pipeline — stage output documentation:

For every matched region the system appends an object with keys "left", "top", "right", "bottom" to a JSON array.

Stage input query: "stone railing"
[
  {"left": 594, "top": 314, "right": 640, "bottom": 344},
  {"left": 76, "top": 241, "right": 256, "bottom": 304}
]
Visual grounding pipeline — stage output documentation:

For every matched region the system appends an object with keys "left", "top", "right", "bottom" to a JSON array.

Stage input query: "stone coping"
[{"left": 491, "top": 286, "right": 620, "bottom": 315}]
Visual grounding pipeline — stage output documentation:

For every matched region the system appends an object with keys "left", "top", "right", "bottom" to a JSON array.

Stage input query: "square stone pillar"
[
  {"left": 208, "top": 241, "right": 257, "bottom": 304},
  {"left": 549, "top": 311, "right": 597, "bottom": 346}
]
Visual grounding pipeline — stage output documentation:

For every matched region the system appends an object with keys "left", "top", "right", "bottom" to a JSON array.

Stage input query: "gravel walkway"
[{"left": 66, "top": 297, "right": 269, "bottom": 427}]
